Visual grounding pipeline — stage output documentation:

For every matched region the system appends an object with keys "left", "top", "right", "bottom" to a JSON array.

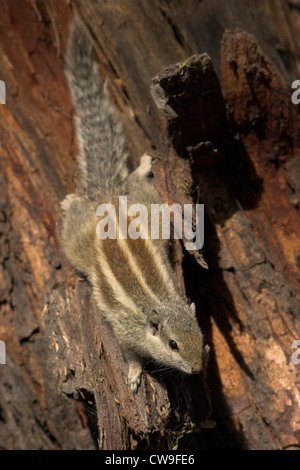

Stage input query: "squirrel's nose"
[{"left": 191, "top": 363, "right": 202, "bottom": 374}]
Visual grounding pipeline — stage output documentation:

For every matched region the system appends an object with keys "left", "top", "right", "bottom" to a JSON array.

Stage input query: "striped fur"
[{"left": 61, "top": 17, "right": 206, "bottom": 393}]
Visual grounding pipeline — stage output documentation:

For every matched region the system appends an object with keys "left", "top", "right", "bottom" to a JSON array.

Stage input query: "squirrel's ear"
[
  {"left": 147, "top": 310, "right": 162, "bottom": 336},
  {"left": 190, "top": 302, "right": 196, "bottom": 316}
]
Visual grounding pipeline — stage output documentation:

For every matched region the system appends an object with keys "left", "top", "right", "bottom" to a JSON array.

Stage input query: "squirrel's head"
[{"left": 145, "top": 302, "right": 208, "bottom": 374}]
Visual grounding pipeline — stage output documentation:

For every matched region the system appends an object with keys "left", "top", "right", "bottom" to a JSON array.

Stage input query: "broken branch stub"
[{"left": 151, "top": 54, "right": 230, "bottom": 270}]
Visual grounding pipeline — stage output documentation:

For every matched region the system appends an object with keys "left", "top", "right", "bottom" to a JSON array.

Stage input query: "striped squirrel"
[{"left": 61, "top": 18, "right": 207, "bottom": 393}]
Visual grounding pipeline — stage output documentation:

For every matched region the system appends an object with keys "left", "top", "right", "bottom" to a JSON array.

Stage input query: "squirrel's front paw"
[
  {"left": 128, "top": 360, "right": 143, "bottom": 394},
  {"left": 134, "top": 153, "right": 153, "bottom": 178}
]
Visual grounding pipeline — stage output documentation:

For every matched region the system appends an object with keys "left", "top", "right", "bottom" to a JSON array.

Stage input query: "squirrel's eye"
[{"left": 169, "top": 340, "right": 179, "bottom": 351}]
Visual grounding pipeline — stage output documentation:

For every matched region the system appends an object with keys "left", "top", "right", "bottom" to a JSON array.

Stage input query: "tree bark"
[{"left": 0, "top": 0, "right": 300, "bottom": 450}]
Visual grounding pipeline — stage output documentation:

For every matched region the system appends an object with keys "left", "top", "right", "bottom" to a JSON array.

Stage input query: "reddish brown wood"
[{"left": 1, "top": 0, "right": 300, "bottom": 450}]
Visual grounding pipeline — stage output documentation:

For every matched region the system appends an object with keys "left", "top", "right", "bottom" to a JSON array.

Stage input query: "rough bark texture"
[{"left": 0, "top": 0, "right": 300, "bottom": 450}]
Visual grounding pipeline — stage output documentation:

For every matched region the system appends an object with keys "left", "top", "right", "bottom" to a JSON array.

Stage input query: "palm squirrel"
[{"left": 61, "top": 18, "right": 207, "bottom": 393}]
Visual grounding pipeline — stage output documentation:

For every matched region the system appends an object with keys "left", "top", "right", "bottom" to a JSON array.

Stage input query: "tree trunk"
[{"left": 0, "top": 0, "right": 299, "bottom": 450}]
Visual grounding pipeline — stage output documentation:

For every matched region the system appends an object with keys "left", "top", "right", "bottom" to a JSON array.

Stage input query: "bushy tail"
[{"left": 65, "top": 17, "right": 129, "bottom": 198}]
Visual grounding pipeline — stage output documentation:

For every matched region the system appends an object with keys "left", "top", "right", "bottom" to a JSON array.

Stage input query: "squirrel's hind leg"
[{"left": 60, "top": 194, "right": 96, "bottom": 276}]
